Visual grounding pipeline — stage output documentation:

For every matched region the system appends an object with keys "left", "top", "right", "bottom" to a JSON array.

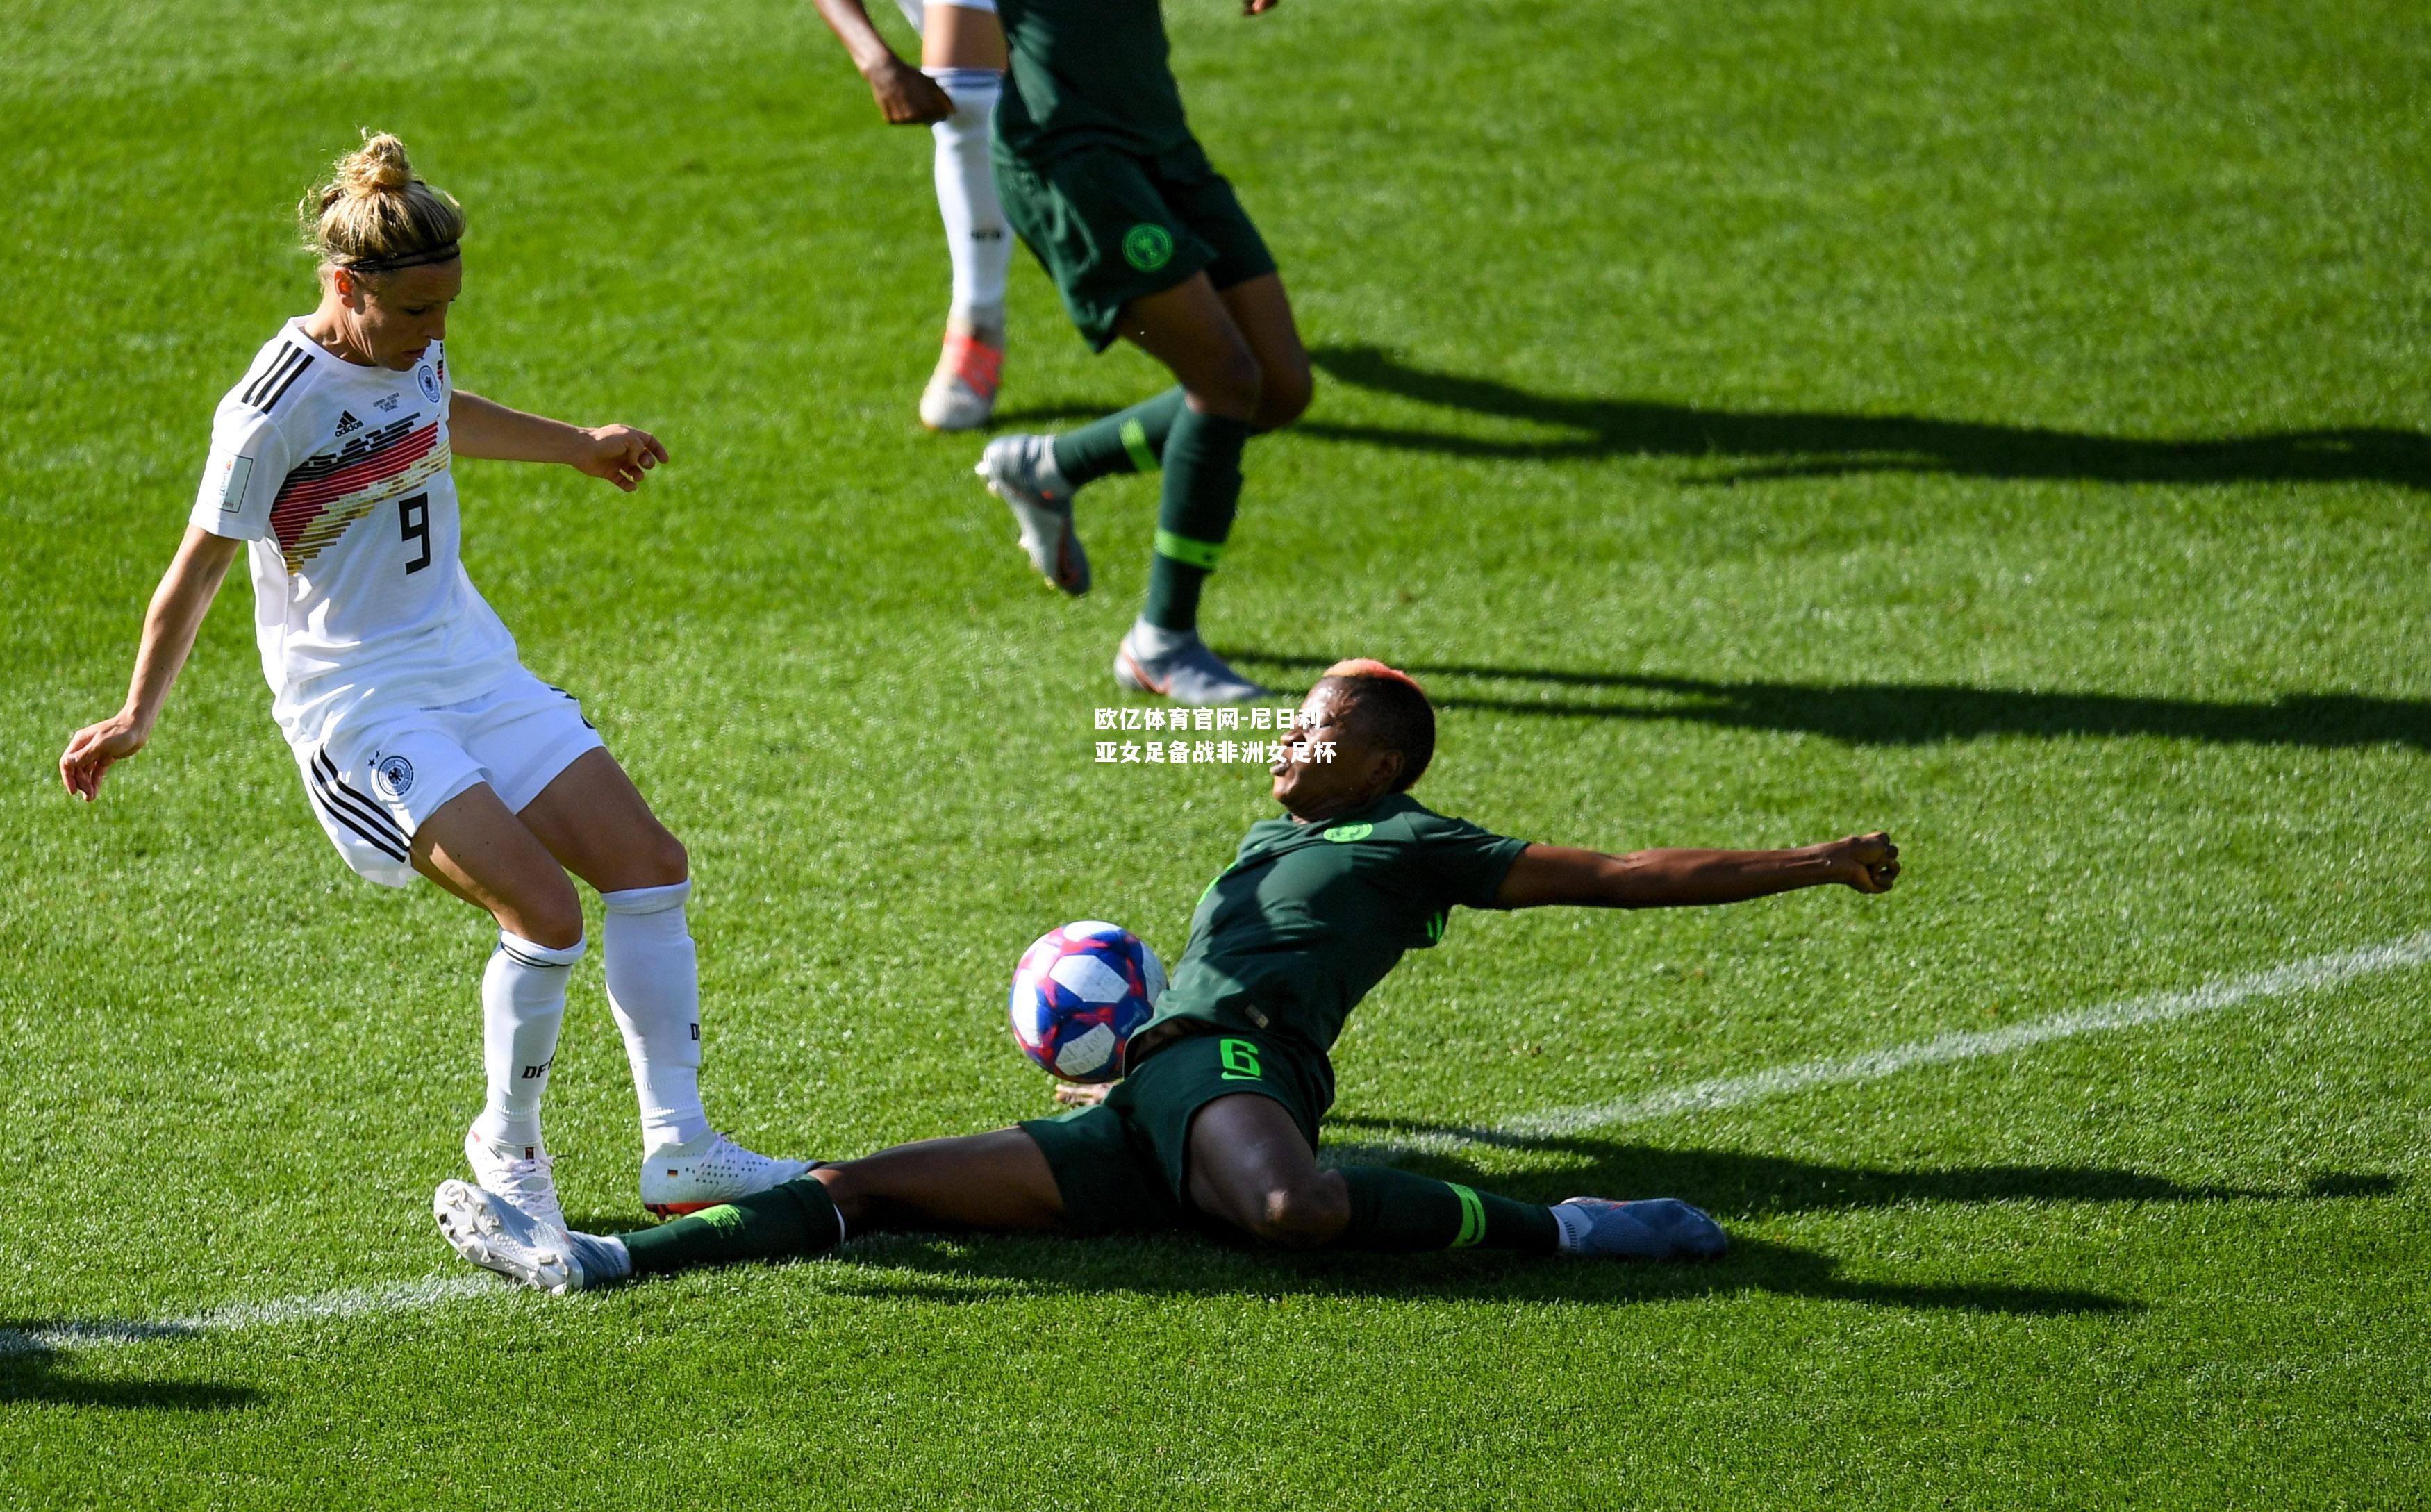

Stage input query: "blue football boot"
[{"left": 1552, "top": 1197, "right": 1729, "bottom": 1259}]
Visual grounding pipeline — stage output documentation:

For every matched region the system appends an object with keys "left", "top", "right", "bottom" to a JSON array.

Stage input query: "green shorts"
[
  {"left": 1019, "top": 1027, "right": 1333, "bottom": 1236},
  {"left": 993, "top": 138, "right": 1279, "bottom": 352}
]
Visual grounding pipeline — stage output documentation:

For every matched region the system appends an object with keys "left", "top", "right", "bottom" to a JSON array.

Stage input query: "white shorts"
[
  {"left": 894, "top": 0, "right": 996, "bottom": 32},
  {"left": 290, "top": 667, "right": 606, "bottom": 888}
]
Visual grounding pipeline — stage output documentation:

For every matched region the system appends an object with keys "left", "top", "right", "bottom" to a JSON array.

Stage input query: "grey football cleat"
[
  {"left": 1113, "top": 626, "right": 1269, "bottom": 706},
  {"left": 1553, "top": 1197, "right": 1729, "bottom": 1260},
  {"left": 434, "top": 1178, "right": 587, "bottom": 1294},
  {"left": 977, "top": 434, "right": 1090, "bottom": 595}
]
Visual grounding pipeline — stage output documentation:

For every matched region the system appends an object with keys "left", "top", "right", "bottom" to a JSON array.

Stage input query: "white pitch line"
[
  {"left": 1325, "top": 927, "right": 2431, "bottom": 1163},
  {"left": 0, "top": 1275, "right": 492, "bottom": 1358},
  {"left": 20, "top": 930, "right": 2431, "bottom": 1354}
]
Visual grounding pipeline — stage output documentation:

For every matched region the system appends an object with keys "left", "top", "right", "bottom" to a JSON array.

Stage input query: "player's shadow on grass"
[
  {"left": 834, "top": 1228, "right": 2128, "bottom": 1317},
  {"left": 1225, "top": 652, "right": 2431, "bottom": 751},
  {"left": 816, "top": 1149, "right": 2400, "bottom": 1318},
  {"left": 1317, "top": 1118, "right": 2388, "bottom": 1217},
  {"left": 1302, "top": 344, "right": 2431, "bottom": 490},
  {"left": 0, "top": 1333, "right": 258, "bottom": 1411}
]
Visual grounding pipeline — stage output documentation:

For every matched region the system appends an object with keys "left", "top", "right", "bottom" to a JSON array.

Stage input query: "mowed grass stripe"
[
  {"left": 19, "top": 927, "right": 2423, "bottom": 1358},
  {"left": 1328, "top": 927, "right": 2431, "bottom": 1160}
]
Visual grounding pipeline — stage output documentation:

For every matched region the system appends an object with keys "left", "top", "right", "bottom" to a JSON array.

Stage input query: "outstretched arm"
[
  {"left": 808, "top": 0, "right": 956, "bottom": 123},
  {"left": 448, "top": 391, "right": 668, "bottom": 492},
  {"left": 60, "top": 526, "right": 243, "bottom": 801},
  {"left": 1493, "top": 832, "right": 1899, "bottom": 909}
]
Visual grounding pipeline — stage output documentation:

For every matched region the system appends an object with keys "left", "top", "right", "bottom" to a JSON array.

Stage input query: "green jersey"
[
  {"left": 993, "top": 0, "right": 1193, "bottom": 164},
  {"left": 1147, "top": 793, "right": 1534, "bottom": 1056}
]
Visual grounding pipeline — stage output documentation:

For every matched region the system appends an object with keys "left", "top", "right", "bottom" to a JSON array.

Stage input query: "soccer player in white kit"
[
  {"left": 58, "top": 133, "right": 810, "bottom": 1233},
  {"left": 810, "top": 0, "right": 1015, "bottom": 431}
]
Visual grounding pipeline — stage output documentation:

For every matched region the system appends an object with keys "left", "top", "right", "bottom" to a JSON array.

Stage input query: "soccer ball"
[{"left": 1009, "top": 921, "right": 1168, "bottom": 1083}]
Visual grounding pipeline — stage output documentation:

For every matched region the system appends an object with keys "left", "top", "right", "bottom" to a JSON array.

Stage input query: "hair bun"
[
  {"left": 336, "top": 131, "right": 415, "bottom": 198},
  {"left": 301, "top": 131, "right": 465, "bottom": 276}
]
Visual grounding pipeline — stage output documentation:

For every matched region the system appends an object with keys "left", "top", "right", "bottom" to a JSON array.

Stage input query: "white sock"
[
  {"left": 601, "top": 880, "right": 712, "bottom": 1153},
  {"left": 1550, "top": 1202, "right": 1593, "bottom": 1255},
  {"left": 926, "top": 67, "right": 1010, "bottom": 334},
  {"left": 474, "top": 931, "right": 583, "bottom": 1153},
  {"left": 1129, "top": 617, "right": 1197, "bottom": 659},
  {"left": 565, "top": 1230, "right": 633, "bottom": 1283}
]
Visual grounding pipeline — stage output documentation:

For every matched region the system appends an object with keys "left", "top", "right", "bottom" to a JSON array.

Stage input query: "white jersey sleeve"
[{"left": 190, "top": 401, "right": 295, "bottom": 542}]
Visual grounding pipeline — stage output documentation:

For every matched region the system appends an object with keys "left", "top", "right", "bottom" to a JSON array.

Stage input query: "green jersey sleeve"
[{"left": 1419, "top": 813, "right": 1534, "bottom": 911}]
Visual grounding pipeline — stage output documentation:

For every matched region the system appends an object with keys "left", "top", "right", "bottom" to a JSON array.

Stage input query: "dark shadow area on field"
[
  {"left": 2304, "top": 1171, "right": 2403, "bottom": 1199},
  {"left": 792, "top": 1154, "right": 2407, "bottom": 1316},
  {"left": 1303, "top": 345, "right": 2431, "bottom": 490},
  {"left": 1318, "top": 1118, "right": 2328, "bottom": 1215},
  {"left": 1220, "top": 651, "right": 2431, "bottom": 751},
  {"left": 0, "top": 1334, "right": 257, "bottom": 1411},
  {"left": 820, "top": 1229, "right": 2130, "bottom": 1317}
]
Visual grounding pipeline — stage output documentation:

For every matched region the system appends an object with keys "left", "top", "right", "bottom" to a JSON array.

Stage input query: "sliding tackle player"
[{"left": 435, "top": 660, "right": 1900, "bottom": 1289}]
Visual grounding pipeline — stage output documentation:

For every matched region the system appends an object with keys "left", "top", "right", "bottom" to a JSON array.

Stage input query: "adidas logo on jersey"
[{"left": 333, "top": 410, "right": 363, "bottom": 436}]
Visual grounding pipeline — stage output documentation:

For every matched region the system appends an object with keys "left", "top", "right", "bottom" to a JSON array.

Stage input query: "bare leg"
[
  {"left": 411, "top": 783, "right": 583, "bottom": 947},
  {"left": 1115, "top": 272, "right": 1263, "bottom": 422},
  {"left": 920, "top": 2, "right": 1005, "bottom": 68},
  {"left": 1215, "top": 273, "right": 1313, "bottom": 433},
  {"left": 512, "top": 747, "right": 688, "bottom": 893},
  {"left": 813, "top": 1128, "right": 1067, "bottom": 1233},
  {"left": 1184, "top": 1094, "right": 1350, "bottom": 1249}
]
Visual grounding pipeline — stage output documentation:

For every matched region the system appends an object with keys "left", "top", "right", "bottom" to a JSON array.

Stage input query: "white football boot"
[
  {"left": 976, "top": 434, "right": 1090, "bottom": 595},
  {"left": 639, "top": 1131, "right": 815, "bottom": 1218},
  {"left": 920, "top": 327, "right": 1005, "bottom": 432},
  {"left": 1113, "top": 625, "right": 1269, "bottom": 706},
  {"left": 463, "top": 1124, "right": 568, "bottom": 1236},
  {"left": 434, "top": 1179, "right": 587, "bottom": 1293}
]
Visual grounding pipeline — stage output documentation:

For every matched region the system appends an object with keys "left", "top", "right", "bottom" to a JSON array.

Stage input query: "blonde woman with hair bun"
[{"left": 61, "top": 132, "right": 811, "bottom": 1233}]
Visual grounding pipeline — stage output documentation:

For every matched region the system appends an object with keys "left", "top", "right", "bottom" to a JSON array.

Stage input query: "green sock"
[
  {"left": 619, "top": 1177, "right": 844, "bottom": 1277},
  {"left": 1338, "top": 1167, "right": 1559, "bottom": 1254},
  {"left": 1051, "top": 388, "right": 1187, "bottom": 489},
  {"left": 1142, "top": 406, "right": 1251, "bottom": 633}
]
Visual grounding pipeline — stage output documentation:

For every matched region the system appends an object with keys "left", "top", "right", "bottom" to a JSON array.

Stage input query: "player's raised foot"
[
  {"left": 639, "top": 1131, "right": 816, "bottom": 1218},
  {"left": 1114, "top": 624, "right": 1269, "bottom": 706},
  {"left": 463, "top": 1124, "right": 567, "bottom": 1235},
  {"left": 1552, "top": 1197, "right": 1729, "bottom": 1260},
  {"left": 977, "top": 433, "right": 1090, "bottom": 595},
  {"left": 920, "top": 327, "right": 1005, "bottom": 432},
  {"left": 435, "top": 1179, "right": 588, "bottom": 1293}
]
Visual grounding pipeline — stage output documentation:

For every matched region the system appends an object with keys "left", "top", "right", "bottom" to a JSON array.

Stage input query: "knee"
[
  {"left": 1244, "top": 1179, "right": 1349, "bottom": 1249},
  {"left": 636, "top": 826, "right": 690, "bottom": 889},
  {"left": 1250, "top": 358, "right": 1312, "bottom": 433},
  {"left": 1188, "top": 340, "right": 1265, "bottom": 422},
  {"left": 507, "top": 878, "right": 586, "bottom": 952}
]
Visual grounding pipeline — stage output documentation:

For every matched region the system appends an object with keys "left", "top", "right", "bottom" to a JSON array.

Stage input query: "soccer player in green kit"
[
  {"left": 433, "top": 661, "right": 1903, "bottom": 1290},
  {"left": 972, "top": 0, "right": 1313, "bottom": 706}
]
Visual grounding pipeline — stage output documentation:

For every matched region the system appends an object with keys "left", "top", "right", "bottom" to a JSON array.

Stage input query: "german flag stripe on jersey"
[{"left": 270, "top": 417, "right": 449, "bottom": 572}]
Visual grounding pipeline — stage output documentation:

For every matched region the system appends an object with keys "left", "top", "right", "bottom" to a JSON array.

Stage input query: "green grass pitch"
[{"left": 4, "top": 0, "right": 2427, "bottom": 1504}]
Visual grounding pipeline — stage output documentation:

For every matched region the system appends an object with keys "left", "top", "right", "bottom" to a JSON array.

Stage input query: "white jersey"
[{"left": 190, "top": 319, "right": 522, "bottom": 738}]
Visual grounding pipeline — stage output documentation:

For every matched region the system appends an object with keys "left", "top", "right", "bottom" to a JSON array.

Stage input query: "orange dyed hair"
[
  {"left": 1321, "top": 658, "right": 1427, "bottom": 696},
  {"left": 1316, "top": 658, "right": 1435, "bottom": 789}
]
